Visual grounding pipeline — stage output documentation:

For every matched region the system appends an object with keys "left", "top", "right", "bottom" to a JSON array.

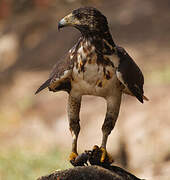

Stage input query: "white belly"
[{"left": 71, "top": 63, "right": 121, "bottom": 97}]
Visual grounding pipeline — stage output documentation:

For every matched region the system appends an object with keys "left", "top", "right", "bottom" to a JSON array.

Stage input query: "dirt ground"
[{"left": 0, "top": 0, "right": 170, "bottom": 180}]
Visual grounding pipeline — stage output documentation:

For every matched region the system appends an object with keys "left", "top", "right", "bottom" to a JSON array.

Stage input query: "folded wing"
[
  {"left": 35, "top": 53, "right": 73, "bottom": 94},
  {"left": 116, "top": 46, "right": 148, "bottom": 103}
]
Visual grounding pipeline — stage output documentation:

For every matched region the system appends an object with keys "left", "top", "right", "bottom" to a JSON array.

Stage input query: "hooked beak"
[
  {"left": 58, "top": 18, "right": 67, "bottom": 30},
  {"left": 58, "top": 13, "right": 79, "bottom": 31}
]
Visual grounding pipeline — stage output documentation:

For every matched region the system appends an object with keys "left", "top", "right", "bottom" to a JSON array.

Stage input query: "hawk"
[{"left": 35, "top": 7, "right": 148, "bottom": 166}]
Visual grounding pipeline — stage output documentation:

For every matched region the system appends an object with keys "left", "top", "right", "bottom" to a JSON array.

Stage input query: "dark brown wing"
[
  {"left": 116, "top": 46, "right": 144, "bottom": 103},
  {"left": 35, "top": 38, "right": 81, "bottom": 94},
  {"left": 35, "top": 53, "right": 73, "bottom": 94}
]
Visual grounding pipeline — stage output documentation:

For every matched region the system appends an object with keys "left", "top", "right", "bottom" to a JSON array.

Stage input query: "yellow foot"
[
  {"left": 69, "top": 152, "right": 78, "bottom": 162},
  {"left": 89, "top": 145, "right": 113, "bottom": 166},
  {"left": 100, "top": 147, "right": 113, "bottom": 164}
]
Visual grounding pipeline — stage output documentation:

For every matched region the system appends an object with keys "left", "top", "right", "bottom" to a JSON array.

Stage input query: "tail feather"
[
  {"left": 123, "top": 89, "right": 149, "bottom": 102},
  {"left": 35, "top": 78, "right": 51, "bottom": 94},
  {"left": 143, "top": 95, "right": 149, "bottom": 101}
]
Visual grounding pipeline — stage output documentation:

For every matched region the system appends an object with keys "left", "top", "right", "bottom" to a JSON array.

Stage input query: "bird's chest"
[{"left": 71, "top": 42, "right": 120, "bottom": 96}]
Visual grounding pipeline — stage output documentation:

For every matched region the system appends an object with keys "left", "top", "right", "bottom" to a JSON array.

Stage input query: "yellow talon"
[
  {"left": 69, "top": 152, "right": 78, "bottom": 161},
  {"left": 100, "top": 147, "right": 106, "bottom": 162},
  {"left": 100, "top": 147, "right": 113, "bottom": 164},
  {"left": 93, "top": 145, "right": 99, "bottom": 150},
  {"left": 92, "top": 145, "right": 113, "bottom": 165}
]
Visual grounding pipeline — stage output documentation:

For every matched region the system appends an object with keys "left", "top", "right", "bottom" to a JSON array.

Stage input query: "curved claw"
[
  {"left": 100, "top": 147, "right": 107, "bottom": 162},
  {"left": 89, "top": 145, "right": 113, "bottom": 167},
  {"left": 69, "top": 152, "right": 78, "bottom": 166},
  {"left": 100, "top": 147, "right": 113, "bottom": 164}
]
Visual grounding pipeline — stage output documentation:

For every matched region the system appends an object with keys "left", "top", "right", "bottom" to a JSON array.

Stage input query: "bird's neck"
[{"left": 82, "top": 30, "right": 116, "bottom": 55}]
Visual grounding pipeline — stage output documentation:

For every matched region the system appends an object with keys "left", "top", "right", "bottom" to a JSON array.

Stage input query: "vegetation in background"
[{"left": 0, "top": 148, "right": 70, "bottom": 180}]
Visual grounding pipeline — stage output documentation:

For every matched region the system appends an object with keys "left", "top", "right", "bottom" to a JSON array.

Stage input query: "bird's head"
[{"left": 58, "top": 7, "right": 109, "bottom": 36}]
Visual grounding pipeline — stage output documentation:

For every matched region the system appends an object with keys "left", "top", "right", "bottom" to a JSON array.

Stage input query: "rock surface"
[{"left": 37, "top": 165, "right": 142, "bottom": 180}]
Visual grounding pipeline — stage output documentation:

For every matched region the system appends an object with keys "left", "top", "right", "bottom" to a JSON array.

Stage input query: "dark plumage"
[
  {"left": 116, "top": 47, "right": 144, "bottom": 103},
  {"left": 36, "top": 7, "right": 148, "bottom": 166},
  {"left": 35, "top": 53, "right": 74, "bottom": 94}
]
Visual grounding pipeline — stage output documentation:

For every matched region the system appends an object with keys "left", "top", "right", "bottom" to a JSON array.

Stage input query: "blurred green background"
[{"left": 0, "top": 0, "right": 170, "bottom": 179}]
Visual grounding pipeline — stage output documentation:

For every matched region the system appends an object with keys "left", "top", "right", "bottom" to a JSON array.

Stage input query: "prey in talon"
[
  {"left": 89, "top": 145, "right": 113, "bottom": 167},
  {"left": 35, "top": 7, "right": 148, "bottom": 166},
  {"left": 70, "top": 151, "right": 91, "bottom": 166}
]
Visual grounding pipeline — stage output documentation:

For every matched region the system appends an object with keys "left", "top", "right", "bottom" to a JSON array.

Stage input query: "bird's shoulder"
[{"left": 49, "top": 38, "right": 82, "bottom": 80}]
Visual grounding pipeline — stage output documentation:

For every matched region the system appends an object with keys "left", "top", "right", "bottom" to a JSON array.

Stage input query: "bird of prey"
[{"left": 35, "top": 7, "right": 148, "bottom": 166}]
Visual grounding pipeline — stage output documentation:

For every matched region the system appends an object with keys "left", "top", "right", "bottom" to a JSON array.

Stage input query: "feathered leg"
[
  {"left": 101, "top": 94, "right": 122, "bottom": 163},
  {"left": 91, "top": 92, "right": 122, "bottom": 165},
  {"left": 68, "top": 94, "right": 82, "bottom": 166}
]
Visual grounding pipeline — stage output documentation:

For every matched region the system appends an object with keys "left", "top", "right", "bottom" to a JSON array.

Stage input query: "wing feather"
[
  {"left": 35, "top": 38, "right": 81, "bottom": 94},
  {"left": 35, "top": 53, "right": 74, "bottom": 94},
  {"left": 116, "top": 46, "right": 145, "bottom": 103},
  {"left": 35, "top": 78, "right": 51, "bottom": 94}
]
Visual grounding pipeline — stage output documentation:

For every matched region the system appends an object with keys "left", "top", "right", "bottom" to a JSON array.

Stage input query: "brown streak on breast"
[
  {"left": 105, "top": 70, "right": 111, "bottom": 80},
  {"left": 103, "top": 67, "right": 106, "bottom": 75},
  {"left": 83, "top": 47, "right": 88, "bottom": 54},
  {"left": 88, "top": 57, "right": 92, "bottom": 64},
  {"left": 87, "top": 45, "right": 92, "bottom": 52},
  {"left": 98, "top": 81, "right": 103, "bottom": 87}
]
